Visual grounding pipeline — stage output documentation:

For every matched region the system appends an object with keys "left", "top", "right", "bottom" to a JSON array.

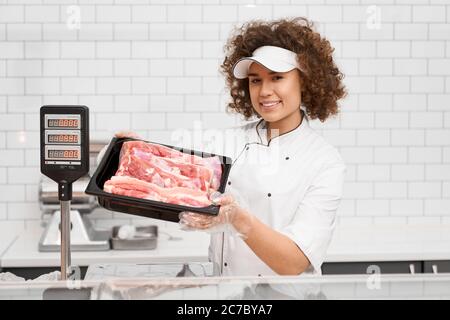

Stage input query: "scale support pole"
[{"left": 60, "top": 200, "right": 71, "bottom": 280}]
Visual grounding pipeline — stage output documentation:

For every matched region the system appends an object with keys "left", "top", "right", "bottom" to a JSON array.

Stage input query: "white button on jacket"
[{"left": 209, "top": 111, "right": 346, "bottom": 276}]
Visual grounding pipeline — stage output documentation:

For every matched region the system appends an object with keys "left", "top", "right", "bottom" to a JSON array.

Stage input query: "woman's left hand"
[{"left": 179, "top": 192, "right": 253, "bottom": 238}]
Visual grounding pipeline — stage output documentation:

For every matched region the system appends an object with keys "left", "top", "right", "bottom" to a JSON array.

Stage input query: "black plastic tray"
[{"left": 85, "top": 137, "right": 232, "bottom": 222}]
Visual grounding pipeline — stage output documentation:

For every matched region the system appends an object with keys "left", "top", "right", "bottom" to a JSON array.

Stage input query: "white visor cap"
[{"left": 232, "top": 45, "right": 302, "bottom": 79}]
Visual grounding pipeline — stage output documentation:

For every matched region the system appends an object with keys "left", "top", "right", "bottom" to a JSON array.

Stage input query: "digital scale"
[{"left": 40, "top": 106, "right": 89, "bottom": 280}]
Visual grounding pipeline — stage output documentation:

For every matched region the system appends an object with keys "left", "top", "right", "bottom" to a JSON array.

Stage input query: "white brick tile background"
[{"left": 0, "top": 1, "right": 449, "bottom": 231}]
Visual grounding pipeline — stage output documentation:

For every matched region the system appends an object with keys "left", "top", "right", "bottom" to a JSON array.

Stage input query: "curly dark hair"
[{"left": 221, "top": 17, "right": 347, "bottom": 122}]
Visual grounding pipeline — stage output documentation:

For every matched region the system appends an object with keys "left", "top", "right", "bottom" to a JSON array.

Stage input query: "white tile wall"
[{"left": 0, "top": 1, "right": 449, "bottom": 233}]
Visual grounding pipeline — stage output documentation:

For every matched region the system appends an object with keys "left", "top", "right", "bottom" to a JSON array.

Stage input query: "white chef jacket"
[{"left": 208, "top": 110, "right": 346, "bottom": 277}]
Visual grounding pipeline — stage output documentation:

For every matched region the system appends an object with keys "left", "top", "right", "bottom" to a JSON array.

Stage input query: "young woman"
[{"left": 178, "top": 17, "right": 347, "bottom": 277}]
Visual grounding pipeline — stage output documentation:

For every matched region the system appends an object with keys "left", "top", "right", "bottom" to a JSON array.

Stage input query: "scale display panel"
[
  {"left": 40, "top": 106, "right": 89, "bottom": 187},
  {"left": 45, "top": 114, "right": 81, "bottom": 129},
  {"left": 45, "top": 130, "right": 81, "bottom": 145},
  {"left": 45, "top": 145, "right": 81, "bottom": 162}
]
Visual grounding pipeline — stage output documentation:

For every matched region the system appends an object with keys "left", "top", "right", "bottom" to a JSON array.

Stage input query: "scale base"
[{"left": 39, "top": 210, "right": 110, "bottom": 252}]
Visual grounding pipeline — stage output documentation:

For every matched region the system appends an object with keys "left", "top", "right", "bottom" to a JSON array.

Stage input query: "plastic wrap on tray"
[
  {"left": 104, "top": 140, "right": 223, "bottom": 207},
  {"left": 85, "top": 138, "right": 232, "bottom": 222}
]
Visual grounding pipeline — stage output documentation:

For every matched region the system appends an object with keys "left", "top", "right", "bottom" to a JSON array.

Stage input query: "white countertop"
[
  {"left": 1, "top": 223, "right": 450, "bottom": 268},
  {"left": 0, "top": 233, "right": 19, "bottom": 263},
  {"left": 0, "top": 225, "right": 210, "bottom": 268}
]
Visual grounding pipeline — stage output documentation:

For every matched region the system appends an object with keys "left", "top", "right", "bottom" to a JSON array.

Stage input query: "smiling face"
[{"left": 247, "top": 62, "right": 302, "bottom": 134}]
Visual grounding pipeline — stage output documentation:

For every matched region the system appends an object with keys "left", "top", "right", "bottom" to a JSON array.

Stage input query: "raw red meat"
[
  {"left": 103, "top": 140, "right": 223, "bottom": 208},
  {"left": 104, "top": 176, "right": 211, "bottom": 207},
  {"left": 119, "top": 141, "right": 222, "bottom": 190}
]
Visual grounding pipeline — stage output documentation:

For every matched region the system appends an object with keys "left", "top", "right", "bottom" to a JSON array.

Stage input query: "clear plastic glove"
[{"left": 179, "top": 191, "right": 254, "bottom": 239}]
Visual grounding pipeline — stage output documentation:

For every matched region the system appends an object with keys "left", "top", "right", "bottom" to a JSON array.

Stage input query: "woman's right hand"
[{"left": 114, "top": 131, "right": 141, "bottom": 139}]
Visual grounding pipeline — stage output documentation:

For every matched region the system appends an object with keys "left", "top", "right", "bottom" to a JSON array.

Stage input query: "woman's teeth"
[{"left": 261, "top": 101, "right": 281, "bottom": 109}]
